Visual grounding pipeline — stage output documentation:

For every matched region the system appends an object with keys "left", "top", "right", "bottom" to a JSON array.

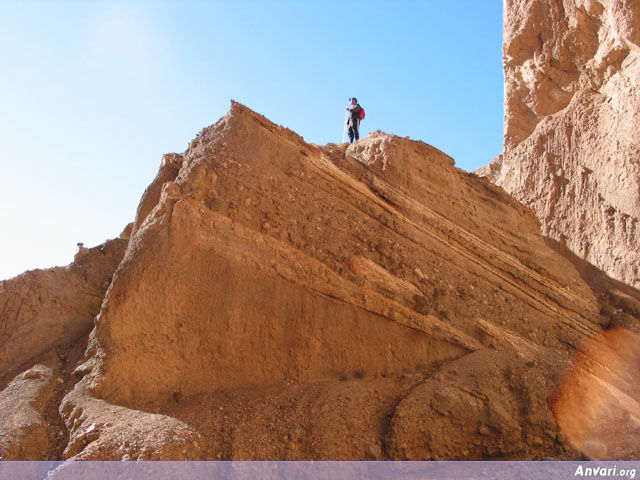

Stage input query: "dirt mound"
[
  {"left": 386, "top": 349, "right": 560, "bottom": 460},
  {"left": 1, "top": 102, "right": 639, "bottom": 460}
]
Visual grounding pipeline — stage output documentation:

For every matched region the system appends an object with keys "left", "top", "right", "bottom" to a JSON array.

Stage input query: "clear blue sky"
[{"left": 0, "top": 1, "right": 504, "bottom": 280}]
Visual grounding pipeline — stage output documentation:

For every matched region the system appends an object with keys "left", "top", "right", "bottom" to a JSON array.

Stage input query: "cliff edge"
[{"left": 479, "top": 0, "right": 640, "bottom": 290}]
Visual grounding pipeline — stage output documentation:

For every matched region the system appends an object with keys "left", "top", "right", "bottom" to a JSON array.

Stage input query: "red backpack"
[{"left": 359, "top": 107, "right": 365, "bottom": 120}]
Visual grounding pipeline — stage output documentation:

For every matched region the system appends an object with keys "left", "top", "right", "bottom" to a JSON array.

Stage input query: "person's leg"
[
  {"left": 348, "top": 124, "right": 355, "bottom": 143},
  {"left": 354, "top": 119, "right": 360, "bottom": 141}
]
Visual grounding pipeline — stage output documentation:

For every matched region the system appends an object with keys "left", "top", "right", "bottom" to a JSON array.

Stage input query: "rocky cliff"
[
  {"left": 0, "top": 239, "right": 127, "bottom": 459},
  {"left": 1, "top": 102, "right": 639, "bottom": 461},
  {"left": 479, "top": 0, "right": 640, "bottom": 289}
]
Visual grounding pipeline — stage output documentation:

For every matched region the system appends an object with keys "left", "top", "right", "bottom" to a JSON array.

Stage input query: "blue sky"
[{"left": 0, "top": 1, "right": 504, "bottom": 280}]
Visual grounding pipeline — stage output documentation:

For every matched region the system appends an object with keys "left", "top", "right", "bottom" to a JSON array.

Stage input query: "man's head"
[{"left": 350, "top": 97, "right": 357, "bottom": 105}]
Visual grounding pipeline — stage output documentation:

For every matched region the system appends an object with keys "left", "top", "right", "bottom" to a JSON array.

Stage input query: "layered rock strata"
[{"left": 1, "top": 102, "right": 639, "bottom": 460}]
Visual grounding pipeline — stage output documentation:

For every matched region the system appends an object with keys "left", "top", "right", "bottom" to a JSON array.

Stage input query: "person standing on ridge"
[{"left": 346, "top": 97, "right": 363, "bottom": 143}]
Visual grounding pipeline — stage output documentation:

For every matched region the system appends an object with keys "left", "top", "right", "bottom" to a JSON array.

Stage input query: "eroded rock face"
[
  {"left": 0, "top": 365, "right": 58, "bottom": 460},
  {"left": 85, "top": 103, "right": 602, "bottom": 411},
  {"left": 3, "top": 103, "right": 638, "bottom": 460},
  {"left": 47, "top": 102, "right": 616, "bottom": 460},
  {"left": 479, "top": 0, "right": 640, "bottom": 289},
  {"left": 0, "top": 238, "right": 127, "bottom": 384},
  {"left": 386, "top": 350, "right": 560, "bottom": 460},
  {"left": 59, "top": 378, "right": 207, "bottom": 461}
]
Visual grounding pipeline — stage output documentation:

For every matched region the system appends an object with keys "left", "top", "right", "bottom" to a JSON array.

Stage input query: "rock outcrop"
[
  {"left": 73, "top": 103, "right": 620, "bottom": 459},
  {"left": 0, "top": 238, "right": 127, "bottom": 386},
  {"left": 1, "top": 102, "right": 639, "bottom": 460},
  {"left": 0, "top": 364, "right": 58, "bottom": 460},
  {"left": 86, "top": 103, "right": 602, "bottom": 409},
  {"left": 479, "top": 0, "right": 640, "bottom": 289}
]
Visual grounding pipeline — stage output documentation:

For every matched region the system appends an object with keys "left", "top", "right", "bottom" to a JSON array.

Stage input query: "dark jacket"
[{"left": 348, "top": 103, "right": 362, "bottom": 125}]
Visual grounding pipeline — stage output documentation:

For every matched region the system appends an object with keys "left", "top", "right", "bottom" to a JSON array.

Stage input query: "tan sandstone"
[
  {"left": 1, "top": 102, "right": 639, "bottom": 460},
  {"left": 0, "top": 238, "right": 127, "bottom": 386},
  {"left": 478, "top": 0, "right": 640, "bottom": 289}
]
